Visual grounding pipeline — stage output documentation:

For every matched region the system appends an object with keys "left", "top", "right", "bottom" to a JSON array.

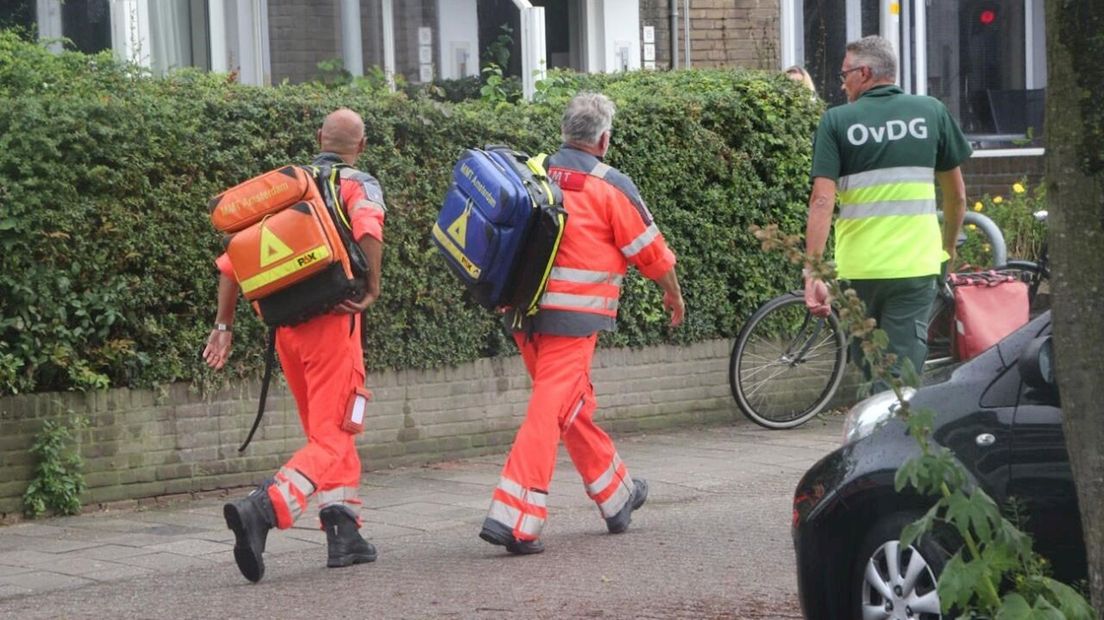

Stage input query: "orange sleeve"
[
  {"left": 607, "top": 188, "right": 676, "bottom": 281},
  {"left": 341, "top": 179, "right": 385, "bottom": 243},
  {"left": 215, "top": 253, "right": 234, "bottom": 279}
]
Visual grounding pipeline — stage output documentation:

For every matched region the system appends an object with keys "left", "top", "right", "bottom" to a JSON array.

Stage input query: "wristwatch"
[{"left": 214, "top": 322, "right": 232, "bottom": 333}]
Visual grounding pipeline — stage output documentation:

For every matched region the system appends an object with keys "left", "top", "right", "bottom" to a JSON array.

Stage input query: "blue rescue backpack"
[{"left": 432, "top": 146, "right": 566, "bottom": 318}]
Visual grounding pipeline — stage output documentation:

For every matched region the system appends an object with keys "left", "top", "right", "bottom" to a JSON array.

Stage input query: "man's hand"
[
  {"left": 804, "top": 275, "right": 832, "bottom": 317},
  {"left": 664, "top": 290, "right": 685, "bottom": 327},
  {"left": 335, "top": 288, "right": 379, "bottom": 314},
  {"left": 203, "top": 330, "right": 233, "bottom": 370}
]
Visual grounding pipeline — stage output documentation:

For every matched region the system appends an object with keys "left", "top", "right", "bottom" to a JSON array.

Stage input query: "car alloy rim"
[{"left": 861, "top": 540, "right": 942, "bottom": 620}]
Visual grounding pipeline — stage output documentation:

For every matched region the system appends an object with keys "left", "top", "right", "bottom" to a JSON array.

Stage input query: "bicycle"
[{"left": 729, "top": 211, "right": 1048, "bottom": 430}]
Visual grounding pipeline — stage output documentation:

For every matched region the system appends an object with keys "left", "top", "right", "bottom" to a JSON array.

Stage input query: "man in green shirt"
[{"left": 804, "top": 35, "right": 970, "bottom": 386}]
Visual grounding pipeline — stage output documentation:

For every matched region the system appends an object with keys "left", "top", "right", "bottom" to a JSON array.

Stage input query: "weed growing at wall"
[{"left": 23, "top": 412, "right": 87, "bottom": 518}]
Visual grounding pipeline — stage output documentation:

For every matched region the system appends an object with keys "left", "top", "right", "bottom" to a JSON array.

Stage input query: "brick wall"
[
  {"left": 0, "top": 339, "right": 745, "bottom": 519},
  {"left": 639, "top": 0, "right": 674, "bottom": 69},
  {"left": 393, "top": 0, "right": 437, "bottom": 83},
  {"left": 962, "top": 154, "right": 1045, "bottom": 201},
  {"left": 268, "top": 0, "right": 342, "bottom": 85},
  {"left": 640, "top": 0, "right": 779, "bottom": 70},
  {"left": 688, "top": 0, "right": 779, "bottom": 69}
]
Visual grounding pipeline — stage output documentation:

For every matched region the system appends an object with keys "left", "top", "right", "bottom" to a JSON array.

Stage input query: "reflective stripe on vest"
[
  {"left": 550, "top": 266, "right": 624, "bottom": 286},
  {"left": 540, "top": 291, "right": 619, "bottom": 313},
  {"left": 834, "top": 165, "right": 943, "bottom": 279},
  {"left": 541, "top": 266, "right": 622, "bottom": 315}
]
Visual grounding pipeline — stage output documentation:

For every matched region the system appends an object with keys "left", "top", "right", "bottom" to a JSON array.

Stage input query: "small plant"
[
  {"left": 23, "top": 412, "right": 88, "bottom": 518},
  {"left": 479, "top": 63, "right": 509, "bottom": 105},
  {"left": 482, "top": 24, "right": 513, "bottom": 71},
  {"left": 533, "top": 68, "right": 576, "bottom": 105},
  {"left": 752, "top": 223, "right": 1094, "bottom": 618},
  {"left": 962, "top": 179, "right": 1047, "bottom": 267},
  {"left": 315, "top": 57, "right": 352, "bottom": 88}
]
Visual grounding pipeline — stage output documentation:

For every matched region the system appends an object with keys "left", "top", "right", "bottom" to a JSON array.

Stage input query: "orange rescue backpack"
[{"left": 209, "top": 164, "right": 368, "bottom": 327}]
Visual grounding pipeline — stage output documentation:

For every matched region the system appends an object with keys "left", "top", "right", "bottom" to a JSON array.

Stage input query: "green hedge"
[{"left": 0, "top": 32, "right": 819, "bottom": 395}]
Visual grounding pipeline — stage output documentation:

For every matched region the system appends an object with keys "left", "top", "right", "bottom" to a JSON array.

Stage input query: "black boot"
[
  {"left": 479, "top": 518, "right": 545, "bottom": 555},
  {"left": 223, "top": 484, "right": 277, "bottom": 583},
  {"left": 605, "top": 478, "right": 649, "bottom": 534},
  {"left": 320, "top": 506, "right": 377, "bottom": 568}
]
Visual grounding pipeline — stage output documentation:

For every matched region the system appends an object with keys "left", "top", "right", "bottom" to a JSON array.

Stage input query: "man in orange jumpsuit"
[
  {"left": 203, "top": 108, "right": 386, "bottom": 582},
  {"left": 479, "top": 92, "right": 686, "bottom": 554}
]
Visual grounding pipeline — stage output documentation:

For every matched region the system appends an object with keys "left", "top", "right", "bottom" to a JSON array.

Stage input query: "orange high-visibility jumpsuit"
[
  {"left": 218, "top": 153, "right": 386, "bottom": 530},
  {"left": 485, "top": 146, "right": 678, "bottom": 542}
]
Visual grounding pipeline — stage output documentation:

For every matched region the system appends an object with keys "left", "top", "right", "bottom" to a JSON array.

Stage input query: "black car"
[{"left": 792, "top": 310, "right": 1086, "bottom": 619}]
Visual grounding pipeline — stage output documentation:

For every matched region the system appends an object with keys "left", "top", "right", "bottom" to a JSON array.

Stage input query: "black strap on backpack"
[{"left": 238, "top": 329, "right": 277, "bottom": 452}]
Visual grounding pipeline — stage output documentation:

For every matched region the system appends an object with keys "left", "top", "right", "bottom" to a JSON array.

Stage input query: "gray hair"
[
  {"left": 561, "top": 92, "right": 616, "bottom": 146},
  {"left": 845, "top": 35, "right": 897, "bottom": 81}
]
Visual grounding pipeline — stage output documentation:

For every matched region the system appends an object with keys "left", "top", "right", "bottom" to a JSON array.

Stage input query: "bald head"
[{"left": 318, "top": 108, "right": 365, "bottom": 164}]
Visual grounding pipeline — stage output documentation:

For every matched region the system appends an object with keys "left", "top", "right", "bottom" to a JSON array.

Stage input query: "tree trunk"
[{"left": 1045, "top": 1, "right": 1104, "bottom": 615}]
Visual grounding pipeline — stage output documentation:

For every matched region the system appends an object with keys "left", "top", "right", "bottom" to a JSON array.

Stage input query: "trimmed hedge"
[{"left": 0, "top": 31, "right": 820, "bottom": 395}]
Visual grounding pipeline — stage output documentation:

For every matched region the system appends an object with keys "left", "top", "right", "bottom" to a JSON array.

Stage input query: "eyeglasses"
[{"left": 838, "top": 66, "right": 865, "bottom": 81}]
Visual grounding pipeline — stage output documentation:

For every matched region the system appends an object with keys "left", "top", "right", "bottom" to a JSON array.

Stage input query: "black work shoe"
[
  {"left": 224, "top": 484, "right": 277, "bottom": 583},
  {"left": 605, "top": 478, "right": 649, "bottom": 534},
  {"left": 320, "top": 506, "right": 377, "bottom": 568},
  {"left": 479, "top": 518, "right": 545, "bottom": 555}
]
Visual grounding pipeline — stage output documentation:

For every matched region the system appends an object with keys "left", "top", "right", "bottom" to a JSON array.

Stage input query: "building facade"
[{"left": 13, "top": 0, "right": 1043, "bottom": 188}]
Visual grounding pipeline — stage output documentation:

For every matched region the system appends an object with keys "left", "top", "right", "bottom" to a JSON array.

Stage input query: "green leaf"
[
  {"left": 900, "top": 502, "right": 939, "bottom": 548},
  {"left": 1038, "top": 577, "right": 1095, "bottom": 620}
]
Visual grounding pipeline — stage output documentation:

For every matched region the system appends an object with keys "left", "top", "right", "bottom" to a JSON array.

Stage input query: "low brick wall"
[
  {"left": 0, "top": 339, "right": 747, "bottom": 518},
  {"left": 962, "top": 153, "right": 1045, "bottom": 201}
]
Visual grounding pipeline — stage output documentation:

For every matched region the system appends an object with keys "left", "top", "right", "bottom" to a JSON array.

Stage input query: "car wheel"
[{"left": 853, "top": 512, "right": 947, "bottom": 620}]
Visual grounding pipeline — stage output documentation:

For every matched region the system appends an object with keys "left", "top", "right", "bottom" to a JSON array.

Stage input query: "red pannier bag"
[{"left": 950, "top": 271, "right": 1030, "bottom": 361}]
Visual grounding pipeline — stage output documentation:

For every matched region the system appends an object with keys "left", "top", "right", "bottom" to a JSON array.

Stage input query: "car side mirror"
[{"left": 1018, "top": 335, "right": 1056, "bottom": 392}]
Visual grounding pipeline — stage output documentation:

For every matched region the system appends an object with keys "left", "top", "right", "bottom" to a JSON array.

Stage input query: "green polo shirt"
[{"left": 811, "top": 85, "right": 972, "bottom": 279}]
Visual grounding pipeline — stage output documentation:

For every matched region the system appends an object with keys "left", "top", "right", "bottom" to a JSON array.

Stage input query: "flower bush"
[{"left": 959, "top": 179, "right": 1047, "bottom": 267}]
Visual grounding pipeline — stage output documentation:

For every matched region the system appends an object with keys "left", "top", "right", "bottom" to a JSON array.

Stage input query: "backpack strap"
[
  {"left": 238, "top": 329, "right": 278, "bottom": 452},
  {"left": 308, "top": 163, "right": 369, "bottom": 279}
]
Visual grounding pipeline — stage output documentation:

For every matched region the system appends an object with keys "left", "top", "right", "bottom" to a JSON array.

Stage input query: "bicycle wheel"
[
  {"left": 925, "top": 284, "right": 955, "bottom": 370},
  {"left": 729, "top": 292, "right": 848, "bottom": 429}
]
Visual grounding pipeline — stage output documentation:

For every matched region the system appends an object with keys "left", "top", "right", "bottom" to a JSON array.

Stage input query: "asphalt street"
[{"left": 0, "top": 417, "right": 844, "bottom": 619}]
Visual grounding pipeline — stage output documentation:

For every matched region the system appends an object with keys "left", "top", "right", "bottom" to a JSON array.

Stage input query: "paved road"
[{"left": 0, "top": 417, "right": 844, "bottom": 619}]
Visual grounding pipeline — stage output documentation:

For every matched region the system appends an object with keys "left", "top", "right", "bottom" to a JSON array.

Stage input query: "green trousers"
[{"left": 846, "top": 275, "right": 938, "bottom": 391}]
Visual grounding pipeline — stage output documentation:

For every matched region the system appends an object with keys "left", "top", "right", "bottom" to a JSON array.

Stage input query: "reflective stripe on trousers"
[
  {"left": 485, "top": 476, "right": 548, "bottom": 540},
  {"left": 489, "top": 332, "right": 637, "bottom": 536},
  {"left": 268, "top": 466, "right": 316, "bottom": 529},
  {"left": 584, "top": 453, "right": 634, "bottom": 518},
  {"left": 316, "top": 486, "right": 361, "bottom": 511}
]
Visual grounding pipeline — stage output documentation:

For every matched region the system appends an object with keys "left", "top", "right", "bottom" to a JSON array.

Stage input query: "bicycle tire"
[
  {"left": 729, "top": 292, "right": 848, "bottom": 429},
  {"left": 924, "top": 287, "right": 956, "bottom": 371}
]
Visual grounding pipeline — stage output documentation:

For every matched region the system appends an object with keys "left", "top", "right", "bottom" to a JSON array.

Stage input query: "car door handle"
[{"left": 976, "top": 433, "right": 997, "bottom": 447}]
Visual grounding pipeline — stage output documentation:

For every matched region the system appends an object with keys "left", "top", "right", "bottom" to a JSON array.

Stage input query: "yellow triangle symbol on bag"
[
  {"left": 259, "top": 226, "right": 294, "bottom": 267},
  {"left": 446, "top": 206, "right": 470, "bottom": 249}
]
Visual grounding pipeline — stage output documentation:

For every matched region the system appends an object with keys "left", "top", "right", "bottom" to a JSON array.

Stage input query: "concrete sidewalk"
[{"left": 0, "top": 416, "right": 844, "bottom": 617}]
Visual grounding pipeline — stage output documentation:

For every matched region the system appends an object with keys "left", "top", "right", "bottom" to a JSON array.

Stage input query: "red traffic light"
[{"left": 979, "top": 9, "right": 996, "bottom": 24}]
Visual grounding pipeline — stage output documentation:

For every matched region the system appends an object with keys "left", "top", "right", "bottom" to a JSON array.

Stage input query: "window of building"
[
  {"left": 149, "top": 0, "right": 209, "bottom": 74},
  {"left": 797, "top": 0, "right": 1045, "bottom": 146}
]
